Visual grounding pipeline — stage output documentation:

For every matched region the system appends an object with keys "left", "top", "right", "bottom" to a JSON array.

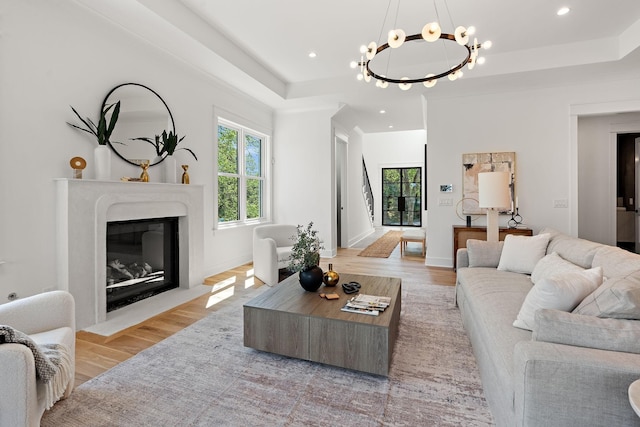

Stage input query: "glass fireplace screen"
[{"left": 106, "top": 217, "right": 179, "bottom": 312}]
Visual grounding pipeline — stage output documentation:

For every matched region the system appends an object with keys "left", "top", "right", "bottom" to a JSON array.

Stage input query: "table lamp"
[{"left": 478, "top": 171, "right": 511, "bottom": 242}]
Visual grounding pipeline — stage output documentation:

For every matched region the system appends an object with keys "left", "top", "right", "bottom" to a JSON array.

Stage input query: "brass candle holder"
[
  {"left": 181, "top": 165, "right": 190, "bottom": 184},
  {"left": 139, "top": 160, "right": 150, "bottom": 182},
  {"left": 69, "top": 156, "right": 86, "bottom": 179}
]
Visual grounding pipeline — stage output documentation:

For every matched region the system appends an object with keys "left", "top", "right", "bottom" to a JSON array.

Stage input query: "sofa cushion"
[
  {"left": 456, "top": 267, "right": 533, "bottom": 401},
  {"left": 591, "top": 245, "right": 640, "bottom": 279},
  {"left": 573, "top": 271, "right": 640, "bottom": 319},
  {"left": 29, "top": 327, "right": 74, "bottom": 349},
  {"left": 513, "top": 267, "right": 603, "bottom": 331},
  {"left": 497, "top": 233, "right": 550, "bottom": 274},
  {"left": 530, "top": 252, "right": 585, "bottom": 285},
  {"left": 533, "top": 309, "right": 640, "bottom": 354},
  {"left": 467, "top": 239, "right": 504, "bottom": 268},
  {"left": 540, "top": 227, "right": 602, "bottom": 269},
  {"left": 276, "top": 246, "right": 293, "bottom": 263}
]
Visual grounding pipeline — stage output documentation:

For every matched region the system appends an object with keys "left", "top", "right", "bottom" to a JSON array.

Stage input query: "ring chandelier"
[{"left": 351, "top": 1, "right": 492, "bottom": 90}]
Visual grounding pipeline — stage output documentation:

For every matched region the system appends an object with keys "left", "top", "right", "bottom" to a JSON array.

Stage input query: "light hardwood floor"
[{"left": 74, "top": 244, "right": 455, "bottom": 388}]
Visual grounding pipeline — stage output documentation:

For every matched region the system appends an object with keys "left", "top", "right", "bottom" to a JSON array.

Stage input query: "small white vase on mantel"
[
  {"left": 94, "top": 145, "right": 111, "bottom": 181},
  {"left": 163, "top": 155, "right": 177, "bottom": 183}
]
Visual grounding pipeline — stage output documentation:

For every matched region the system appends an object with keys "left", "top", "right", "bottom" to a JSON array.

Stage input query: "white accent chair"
[
  {"left": 253, "top": 224, "right": 297, "bottom": 286},
  {"left": 0, "top": 290, "right": 76, "bottom": 427}
]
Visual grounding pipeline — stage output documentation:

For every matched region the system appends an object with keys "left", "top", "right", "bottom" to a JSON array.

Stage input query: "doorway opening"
[
  {"left": 382, "top": 167, "right": 422, "bottom": 227},
  {"left": 616, "top": 132, "right": 640, "bottom": 253}
]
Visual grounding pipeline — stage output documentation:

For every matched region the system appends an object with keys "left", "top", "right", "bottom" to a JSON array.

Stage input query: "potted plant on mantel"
[
  {"left": 132, "top": 130, "right": 197, "bottom": 183},
  {"left": 67, "top": 101, "right": 121, "bottom": 181},
  {"left": 288, "top": 222, "right": 324, "bottom": 292}
]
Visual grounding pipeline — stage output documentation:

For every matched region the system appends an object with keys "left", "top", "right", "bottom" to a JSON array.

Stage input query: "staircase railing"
[{"left": 362, "top": 157, "right": 374, "bottom": 223}]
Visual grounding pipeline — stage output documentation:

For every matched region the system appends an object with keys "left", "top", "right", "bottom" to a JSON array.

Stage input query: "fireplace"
[
  {"left": 106, "top": 217, "right": 179, "bottom": 312},
  {"left": 56, "top": 179, "right": 205, "bottom": 330}
]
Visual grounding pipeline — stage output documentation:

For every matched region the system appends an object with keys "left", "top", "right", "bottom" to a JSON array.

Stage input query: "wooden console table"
[{"left": 453, "top": 225, "right": 533, "bottom": 270}]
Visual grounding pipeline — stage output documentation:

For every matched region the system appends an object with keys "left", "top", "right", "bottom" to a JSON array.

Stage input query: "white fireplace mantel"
[{"left": 55, "top": 179, "right": 205, "bottom": 330}]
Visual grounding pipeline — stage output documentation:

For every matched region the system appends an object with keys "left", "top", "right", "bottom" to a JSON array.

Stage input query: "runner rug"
[
  {"left": 42, "top": 282, "right": 493, "bottom": 426},
  {"left": 357, "top": 230, "right": 403, "bottom": 258}
]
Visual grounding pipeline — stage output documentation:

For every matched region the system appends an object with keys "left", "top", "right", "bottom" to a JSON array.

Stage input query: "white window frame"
[{"left": 216, "top": 117, "right": 271, "bottom": 228}]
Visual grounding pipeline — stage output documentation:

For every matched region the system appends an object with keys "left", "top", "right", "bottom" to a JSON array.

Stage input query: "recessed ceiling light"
[
  {"left": 557, "top": 7, "right": 570, "bottom": 16},
  {"left": 308, "top": 52, "right": 317, "bottom": 58},
  {"left": 380, "top": 110, "right": 386, "bottom": 114},
  {"left": 388, "top": 125, "right": 394, "bottom": 129}
]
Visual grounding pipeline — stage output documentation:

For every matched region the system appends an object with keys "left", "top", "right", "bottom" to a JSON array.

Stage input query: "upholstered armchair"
[
  {"left": 253, "top": 224, "right": 297, "bottom": 286},
  {"left": 0, "top": 290, "right": 76, "bottom": 427}
]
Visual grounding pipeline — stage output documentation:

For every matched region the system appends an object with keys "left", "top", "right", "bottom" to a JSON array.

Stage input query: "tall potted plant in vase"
[
  {"left": 288, "top": 222, "right": 324, "bottom": 292},
  {"left": 131, "top": 130, "right": 198, "bottom": 183},
  {"left": 67, "top": 101, "right": 121, "bottom": 181},
  {"left": 160, "top": 130, "right": 197, "bottom": 183}
]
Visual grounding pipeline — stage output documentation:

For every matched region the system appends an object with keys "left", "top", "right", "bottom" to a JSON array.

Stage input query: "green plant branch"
[
  {"left": 67, "top": 101, "right": 121, "bottom": 146},
  {"left": 132, "top": 130, "right": 198, "bottom": 161},
  {"left": 288, "top": 222, "right": 324, "bottom": 273}
]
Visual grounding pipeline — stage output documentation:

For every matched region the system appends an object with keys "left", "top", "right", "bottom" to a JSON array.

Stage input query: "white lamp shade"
[{"left": 478, "top": 172, "right": 510, "bottom": 209}]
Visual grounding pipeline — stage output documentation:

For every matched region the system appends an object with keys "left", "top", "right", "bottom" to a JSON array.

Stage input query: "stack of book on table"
[{"left": 341, "top": 294, "right": 391, "bottom": 316}]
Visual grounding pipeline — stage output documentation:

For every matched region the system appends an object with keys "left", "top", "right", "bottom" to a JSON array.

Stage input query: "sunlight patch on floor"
[
  {"left": 244, "top": 277, "right": 255, "bottom": 288},
  {"left": 243, "top": 267, "right": 259, "bottom": 288},
  {"left": 209, "top": 276, "right": 236, "bottom": 293},
  {"left": 206, "top": 287, "right": 235, "bottom": 308}
]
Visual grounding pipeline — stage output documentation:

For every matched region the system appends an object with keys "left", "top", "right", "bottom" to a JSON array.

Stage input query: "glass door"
[{"left": 382, "top": 167, "right": 422, "bottom": 226}]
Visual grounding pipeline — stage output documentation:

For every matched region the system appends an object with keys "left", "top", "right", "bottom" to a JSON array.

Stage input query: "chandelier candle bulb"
[
  {"left": 422, "top": 22, "right": 441, "bottom": 42},
  {"left": 388, "top": 29, "right": 406, "bottom": 48}
]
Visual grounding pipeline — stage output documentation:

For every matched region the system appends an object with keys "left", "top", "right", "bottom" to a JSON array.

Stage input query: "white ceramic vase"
[
  {"left": 163, "top": 155, "right": 177, "bottom": 183},
  {"left": 94, "top": 145, "right": 111, "bottom": 181}
]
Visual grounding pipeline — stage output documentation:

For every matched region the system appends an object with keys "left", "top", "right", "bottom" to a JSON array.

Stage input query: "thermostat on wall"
[{"left": 440, "top": 184, "right": 453, "bottom": 192}]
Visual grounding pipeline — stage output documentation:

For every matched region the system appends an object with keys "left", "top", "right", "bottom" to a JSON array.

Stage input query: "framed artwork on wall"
[{"left": 462, "top": 151, "right": 515, "bottom": 215}]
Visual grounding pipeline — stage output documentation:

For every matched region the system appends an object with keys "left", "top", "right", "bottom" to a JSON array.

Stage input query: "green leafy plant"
[
  {"left": 288, "top": 222, "right": 324, "bottom": 273},
  {"left": 67, "top": 101, "right": 121, "bottom": 145},
  {"left": 161, "top": 130, "right": 197, "bottom": 160},
  {"left": 131, "top": 130, "right": 197, "bottom": 160}
]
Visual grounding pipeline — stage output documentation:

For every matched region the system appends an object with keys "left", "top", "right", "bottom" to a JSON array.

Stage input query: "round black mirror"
[{"left": 102, "top": 83, "right": 175, "bottom": 166}]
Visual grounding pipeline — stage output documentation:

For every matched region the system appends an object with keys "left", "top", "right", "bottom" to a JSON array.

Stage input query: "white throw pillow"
[
  {"left": 497, "top": 233, "right": 551, "bottom": 275},
  {"left": 513, "top": 267, "right": 603, "bottom": 331},
  {"left": 573, "top": 271, "right": 640, "bottom": 319},
  {"left": 530, "top": 252, "right": 585, "bottom": 285}
]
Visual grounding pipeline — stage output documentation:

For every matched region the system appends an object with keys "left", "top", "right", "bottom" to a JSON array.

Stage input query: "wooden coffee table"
[{"left": 243, "top": 272, "right": 401, "bottom": 376}]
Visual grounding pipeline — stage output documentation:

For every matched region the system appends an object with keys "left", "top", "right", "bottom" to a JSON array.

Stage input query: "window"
[{"left": 217, "top": 119, "right": 268, "bottom": 225}]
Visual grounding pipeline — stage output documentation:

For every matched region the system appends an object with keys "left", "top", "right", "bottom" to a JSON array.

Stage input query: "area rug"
[
  {"left": 358, "top": 230, "right": 403, "bottom": 258},
  {"left": 41, "top": 282, "right": 493, "bottom": 426}
]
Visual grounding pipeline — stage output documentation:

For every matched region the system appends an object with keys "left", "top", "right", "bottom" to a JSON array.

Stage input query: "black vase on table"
[{"left": 298, "top": 265, "right": 323, "bottom": 292}]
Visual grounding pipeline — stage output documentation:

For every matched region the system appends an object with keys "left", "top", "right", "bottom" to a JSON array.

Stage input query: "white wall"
[
  {"left": 332, "top": 106, "right": 375, "bottom": 248},
  {"left": 362, "top": 130, "right": 427, "bottom": 227},
  {"left": 0, "top": 1, "right": 273, "bottom": 300},
  {"left": 426, "top": 79, "right": 640, "bottom": 268},
  {"left": 273, "top": 108, "right": 337, "bottom": 256},
  {"left": 344, "top": 129, "right": 375, "bottom": 246}
]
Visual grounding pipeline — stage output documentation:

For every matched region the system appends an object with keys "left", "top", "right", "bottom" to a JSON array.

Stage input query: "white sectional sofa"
[{"left": 456, "top": 228, "right": 640, "bottom": 427}]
